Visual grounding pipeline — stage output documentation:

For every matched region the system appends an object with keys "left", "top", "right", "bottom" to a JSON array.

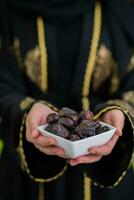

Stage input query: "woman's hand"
[
  {"left": 26, "top": 102, "right": 65, "bottom": 157},
  {"left": 69, "top": 109, "right": 125, "bottom": 166}
]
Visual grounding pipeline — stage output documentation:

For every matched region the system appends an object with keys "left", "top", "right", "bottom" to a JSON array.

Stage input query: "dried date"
[
  {"left": 77, "top": 127, "right": 95, "bottom": 138},
  {"left": 59, "top": 107, "right": 77, "bottom": 117},
  {"left": 45, "top": 107, "right": 110, "bottom": 141},
  {"left": 58, "top": 117, "right": 75, "bottom": 128},
  {"left": 50, "top": 123, "right": 69, "bottom": 138},
  {"left": 68, "top": 134, "right": 81, "bottom": 141},
  {"left": 96, "top": 125, "right": 109, "bottom": 134},
  {"left": 46, "top": 113, "right": 59, "bottom": 124}
]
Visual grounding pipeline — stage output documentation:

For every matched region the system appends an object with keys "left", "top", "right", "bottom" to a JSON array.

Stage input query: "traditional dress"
[{"left": 0, "top": 0, "right": 134, "bottom": 200}]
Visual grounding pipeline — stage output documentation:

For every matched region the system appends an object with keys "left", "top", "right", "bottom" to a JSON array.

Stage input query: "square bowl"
[{"left": 38, "top": 122, "right": 116, "bottom": 159}]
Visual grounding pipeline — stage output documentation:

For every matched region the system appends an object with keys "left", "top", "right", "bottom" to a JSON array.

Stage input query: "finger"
[
  {"left": 102, "top": 110, "right": 125, "bottom": 133},
  {"left": 33, "top": 135, "right": 57, "bottom": 147},
  {"left": 26, "top": 114, "right": 41, "bottom": 141},
  {"left": 26, "top": 128, "right": 40, "bottom": 142},
  {"left": 35, "top": 145, "right": 65, "bottom": 156},
  {"left": 32, "top": 130, "right": 40, "bottom": 138},
  {"left": 115, "top": 126, "right": 122, "bottom": 136},
  {"left": 89, "top": 134, "right": 119, "bottom": 156},
  {"left": 70, "top": 154, "right": 102, "bottom": 166}
]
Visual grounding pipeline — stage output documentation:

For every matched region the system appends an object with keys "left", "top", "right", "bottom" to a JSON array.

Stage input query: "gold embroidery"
[
  {"left": 92, "top": 45, "right": 113, "bottom": 91},
  {"left": 123, "top": 91, "right": 134, "bottom": 105},
  {"left": 110, "top": 63, "right": 120, "bottom": 95},
  {"left": 20, "top": 97, "right": 35, "bottom": 111},
  {"left": 127, "top": 53, "right": 134, "bottom": 72},
  {"left": 11, "top": 38, "right": 24, "bottom": 70},
  {"left": 16, "top": 146, "right": 26, "bottom": 171},
  {"left": 24, "top": 46, "right": 42, "bottom": 89},
  {"left": 11, "top": 38, "right": 43, "bottom": 91},
  {"left": 92, "top": 44, "right": 120, "bottom": 94}
]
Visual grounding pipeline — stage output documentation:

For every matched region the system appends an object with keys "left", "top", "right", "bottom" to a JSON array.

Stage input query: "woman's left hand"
[{"left": 69, "top": 109, "right": 125, "bottom": 166}]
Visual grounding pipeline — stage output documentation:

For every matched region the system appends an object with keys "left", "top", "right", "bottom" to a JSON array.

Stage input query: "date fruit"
[{"left": 45, "top": 107, "right": 109, "bottom": 141}]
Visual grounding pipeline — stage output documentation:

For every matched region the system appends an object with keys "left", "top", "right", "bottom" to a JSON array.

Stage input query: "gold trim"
[
  {"left": 38, "top": 100, "right": 58, "bottom": 112},
  {"left": 82, "top": 0, "right": 102, "bottom": 111},
  {"left": 94, "top": 104, "right": 134, "bottom": 129},
  {"left": 11, "top": 37, "right": 24, "bottom": 70},
  {"left": 24, "top": 46, "right": 42, "bottom": 88},
  {"left": 37, "top": 17, "right": 48, "bottom": 93},
  {"left": 18, "top": 113, "right": 68, "bottom": 183},
  {"left": 107, "top": 99, "right": 134, "bottom": 118},
  {"left": 84, "top": 174, "right": 91, "bottom": 200},
  {"left": 93, "top": 171, "right": 127, "bottom": 189},
  {"left": 11, "top": 38, "right": 43, "bottom": 90},
  {"left": 39, "top": 183, "right": 44, "bottom": 200},
  {"left": 0, "top": 140, "right": 4, "bottom": 156}
]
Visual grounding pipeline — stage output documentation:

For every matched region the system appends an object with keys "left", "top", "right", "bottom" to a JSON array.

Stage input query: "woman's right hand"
[{"left": 26, "top": 102, "right": 65, "bottom": 157}]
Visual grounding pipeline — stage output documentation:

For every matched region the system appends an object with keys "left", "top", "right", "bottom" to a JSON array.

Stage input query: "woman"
[{"left": 0, "top": 0, "right": 134, "bottom": 199}]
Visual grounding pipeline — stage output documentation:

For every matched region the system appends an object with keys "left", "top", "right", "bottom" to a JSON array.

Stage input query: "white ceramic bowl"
[{"left": 38, "top": 122, "right": 116, "bottom": 159}]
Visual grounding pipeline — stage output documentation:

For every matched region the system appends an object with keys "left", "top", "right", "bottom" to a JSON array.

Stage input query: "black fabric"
[
  {"left": 0, "top": 0, "right": 134, "bottom": 200},
  {"left": 9, "top": 0, "right": 94, "bottom": 19}
]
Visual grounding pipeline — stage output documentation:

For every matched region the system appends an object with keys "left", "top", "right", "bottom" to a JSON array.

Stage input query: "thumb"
[{"left": 32, "top": 129, "right": 40, "bottom": 139}]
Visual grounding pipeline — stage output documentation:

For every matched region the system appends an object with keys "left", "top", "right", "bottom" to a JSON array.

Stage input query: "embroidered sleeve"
[{"left": 80, "top": 100, "right": 133, "bottom": 188}]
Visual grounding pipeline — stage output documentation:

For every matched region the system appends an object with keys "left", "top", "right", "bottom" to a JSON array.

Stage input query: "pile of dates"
[{"left": 45, "top": 107, "right": 109, "bottom": 142}]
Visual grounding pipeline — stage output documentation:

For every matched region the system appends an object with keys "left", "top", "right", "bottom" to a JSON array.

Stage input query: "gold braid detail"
[
  {"left": 82, "top": 0, "right": 102, "bottom": 111},
  {"left": 82, "top": 1, "right": 102, "bottom": 200},
  {"left": 37, "top": 17, "right": 48, "bottom": 93}
]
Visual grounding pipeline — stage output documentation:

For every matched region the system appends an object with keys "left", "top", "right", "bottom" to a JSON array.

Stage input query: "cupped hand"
[
  {"left": 70, "top": 109, "right": 125, "bottom": 166},
  {"left": 26, "top": 102, "right": 65, "bottom": 157}
]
